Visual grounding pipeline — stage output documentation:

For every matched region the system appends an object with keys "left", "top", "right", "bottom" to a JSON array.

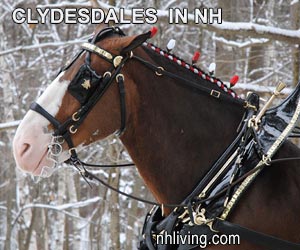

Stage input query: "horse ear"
[{"left": 121, "top": 31, "right": 151, "bottom": 54}]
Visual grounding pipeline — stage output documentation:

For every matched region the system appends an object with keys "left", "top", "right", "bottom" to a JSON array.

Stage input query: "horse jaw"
[{"left": 13, "top": 72, "right": 70, "bottom": 175}]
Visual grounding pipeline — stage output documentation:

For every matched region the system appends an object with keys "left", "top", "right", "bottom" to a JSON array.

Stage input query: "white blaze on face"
[{"left": 13, "top": 72, "right": 71, "bottom": 175}]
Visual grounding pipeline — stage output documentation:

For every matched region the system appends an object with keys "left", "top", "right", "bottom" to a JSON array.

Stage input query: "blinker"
[{"left": 68, "top": 64, "right": 102, "bottom": 105}]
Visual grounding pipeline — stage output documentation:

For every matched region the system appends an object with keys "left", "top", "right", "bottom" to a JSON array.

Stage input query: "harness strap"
[
  {"left": 30, "top": 102, "right": 61, "bottom": 129},
  {"left": 116, "top": 74, "right": 126, "bottom": 135},
  {"left": 81, "top": 42, "right": 114, "bottom": 62},
  {"left": 132, "top": 55, "right": 246, "bottom": 106},
  {"left": 214, "top": 218, "right": 300, "bottom": 250}
]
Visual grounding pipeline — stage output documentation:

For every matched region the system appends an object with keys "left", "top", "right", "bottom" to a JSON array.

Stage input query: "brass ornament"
[
  {"left": 81, "top": 79, "right": 91, "bottom": 90},
  {"left": 113, "top": 56, "right": 123, "bottom": 68},
  {"left": 81, "top": 43, "right": 113, "bottom": 60}
]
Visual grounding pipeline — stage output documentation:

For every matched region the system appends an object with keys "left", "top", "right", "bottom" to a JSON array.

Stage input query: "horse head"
[
  {"left": 13, "top": 24, "right": 245, "bottom": 206},
  {"left": 13, "top": 25, "right": 152, "bottom": 176},
  {"left": 12, "top": 24, "right": 300, "bottom": 250}
]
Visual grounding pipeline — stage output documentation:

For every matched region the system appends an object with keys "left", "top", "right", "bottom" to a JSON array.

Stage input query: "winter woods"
[{"left": 0, "top": 0, "right": 299, "bottom": 249}]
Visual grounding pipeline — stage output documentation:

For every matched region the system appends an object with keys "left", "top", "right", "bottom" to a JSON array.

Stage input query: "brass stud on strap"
[
  {"left": 103, "top": 71, "right": 112, "bottom": 78},
  {"left": 243, "top": 101, "right": 257, "bottom": 111},
  {"left": 155, "top": 66, "right": 164, "bottom": 76},
  {"left": 69, "top": 125, "right": 78, "bottom": 134},
  {"left": 72, "top": 112, "right": 80, "bottom": 121},
  {"left": 116, "top": 73, "right": 124, "bottom": 81},
  {"left": 81, "top": 43, "right": 113, "bottom": 60},
  {"left": 210, "top": 89, "right": 221, "bottom": 98},
  {"left": 113, "top": 56, "right": 123, "bottom": 68},
  {"left": 69, "top": 147, "right": 76, "bottom": 155}
]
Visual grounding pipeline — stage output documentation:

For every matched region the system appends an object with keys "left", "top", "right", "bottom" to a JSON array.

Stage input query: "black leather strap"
[
  {"left": 132, "top": 55, "right": 245, "bottom": 106},
  {"left": 30, "top": 102, "right": 61, "bottom": 129},
  {"left": 116, "top": 74, "right": 126, "bottom": 136},
  {"left": 214, "top": 218, "right": 300, "bottom": 250}
]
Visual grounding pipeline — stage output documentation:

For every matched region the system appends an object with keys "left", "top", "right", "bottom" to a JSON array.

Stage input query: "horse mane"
[{"left": 142, "top": 42, "right": 240, "bottom": 100}]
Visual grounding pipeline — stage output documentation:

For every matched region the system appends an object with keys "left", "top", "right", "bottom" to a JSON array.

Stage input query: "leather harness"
[{"left": 29, "top": 26, "right": 300, "bottom": 249}]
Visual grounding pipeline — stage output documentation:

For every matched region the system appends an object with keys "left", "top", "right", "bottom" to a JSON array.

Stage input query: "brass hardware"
[
  {"left": 149, "top": 205, "right": 156, "bottom": 215},
  {"left": 103, "top": 71, "right": 112, "bottom": 78},
  {"left": 178, "top": 209, "right": 189, "bottom": 220},
  {"left": 200, "top": 149, "right": 238, "bottom": 198},
  {"left": 207, "top": 219, "right": 219, "bottom": 233},
  {"left": 246, "top": 91, "right": 253, "bottom": 98},
  {"left": 248, "top": 116, "right": 257, "bottom": 130},
  {"left": 222, "top": 91, "right": 300, "bottom": 221},
  {"left": 161, "top": 204, "right": 165, "bottom": 217},
  {"left": 199, "top": 192, "right": 206, "bottom": 199},
  {"left": 81, "top": 79, "right": 91, "bottom": 90},
  {"left": 81, "top": 43, "right": 113, "bottom": 60},
  {"left": 194, "top": 208, "right": 207, "bottom": 225},
  {"left": 69, "top": 125, "right": 78, "bottom": 134},
  {"left": 254, "top": 81, "right": 286, "bottom": 128},
  {"left": 193, "top": 208, "right": 218, "bottom": 232},
  {"left": 68, "top": 148, "right": 76, "bottom": 155},
  {"left": 244, "top": 101, "right": 257, "bottom": 111},
  {"left": 210, "top": 89, "right": 221, "bottom": 98},
  {"left": 221, "top": 170, "right": 260, "bottom": 220},
  {"left": 48, "top": 143, "right": 62, "bottom": 157},
  {"left": 155, "top": 66, "right": 164, "bottom": 76},
  {"left": 116, "top": 74, "right": 124, "bottom": 81},
  {"left": 72, "top": 112, "right": 80, "bottom": 121},
  {"left": 113, "top": 56, "right": 123, "bottom": 68},
  {"left": 274, "top": 81, "right": 286, "bottom": 96},
  {"left": 223, "top": 197, "right": 229, "bottom": 207},
  {"left": 262, "top": 155, "right": 271, "bottom": 166},
  {"left": 54, "top": 136, "right": 64, "bottom": 144}
]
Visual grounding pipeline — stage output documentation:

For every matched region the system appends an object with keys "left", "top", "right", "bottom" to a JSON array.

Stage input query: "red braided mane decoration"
[{"left": 143, "top": 42, "right": 239, "bottom": 99}]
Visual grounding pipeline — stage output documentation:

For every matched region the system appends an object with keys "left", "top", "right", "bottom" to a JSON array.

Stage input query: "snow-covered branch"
[
  {"left": 0, "top": 120, "right": 21, "bottom": 131},
  {"left": 12, "top": 197, "right": 102, "bottom": 230},
  {"left": 36, "top": 2, "right": 300, "bottom": 44},
  {"left": 235, "top": 83, "right": 293, "bottom": 96},
  {"left": 213, "top": 37, "right": 270, "bottom": 49},
  {"left": 0, "top": 38, "right": 88, "bottom": 56},
  {"left": 207, "top": 21, "right": 300, "bottom": 44}
]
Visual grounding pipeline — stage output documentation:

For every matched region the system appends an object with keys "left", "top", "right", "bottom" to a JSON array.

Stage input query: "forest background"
[{"left": 0, "top": 0, "right": 300, "bottom": 249}]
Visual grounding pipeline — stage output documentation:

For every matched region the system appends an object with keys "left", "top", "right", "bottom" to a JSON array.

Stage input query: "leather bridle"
[
  {"left": 30, "top": 27, "right": 130, "bottom": 169},
  {"left": 28, "top": 26, "right": 300, "bottom": 250},
  {"left": 29, "top": 26, "right": 300, "bottom": 201},
  {"left": 29, "top": 26, "right": 246, "bottom": 175}
]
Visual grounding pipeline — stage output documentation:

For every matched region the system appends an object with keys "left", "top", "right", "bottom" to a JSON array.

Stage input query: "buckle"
[{"left": 210, "top": 89, "right": 221, "bottom": 98}]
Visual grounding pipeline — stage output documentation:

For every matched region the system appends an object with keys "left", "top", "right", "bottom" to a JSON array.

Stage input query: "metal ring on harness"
[
  {"left": 69, "top": 125, "right": 78, "bottom": 134},
  {"left": 116, "top": 73, "right": 124, "bottom": 81},
  {"left": 48, "top": 143, "right": 63, "bottom": 157},
  {"left": 103, "top": 71, "right": 112, "bottom": 78},
  {"left": 155, "top": 66, "right": 164, "bottom": 76},
  {"left": 72, "top": 112, "right": 80, "bottom": 121}
]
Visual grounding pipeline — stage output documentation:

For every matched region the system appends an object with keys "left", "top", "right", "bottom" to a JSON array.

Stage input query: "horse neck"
[{"left": 121, "top": 48, "right": 245, "bottom": 207}]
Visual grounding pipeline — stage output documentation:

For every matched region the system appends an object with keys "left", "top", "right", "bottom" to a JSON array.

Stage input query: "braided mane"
[{"left": 143, "top": 42, "right": 239, "bottom": 99}]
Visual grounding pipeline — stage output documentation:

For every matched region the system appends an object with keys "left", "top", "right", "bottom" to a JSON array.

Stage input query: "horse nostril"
[{"left": 20, "top": 143, "right": 31, "bottom": 157}]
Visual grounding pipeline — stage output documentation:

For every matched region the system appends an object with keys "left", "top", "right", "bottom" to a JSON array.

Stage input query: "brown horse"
[{"left": 13, "top": 25, "right": 300, "bottom": 250}]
